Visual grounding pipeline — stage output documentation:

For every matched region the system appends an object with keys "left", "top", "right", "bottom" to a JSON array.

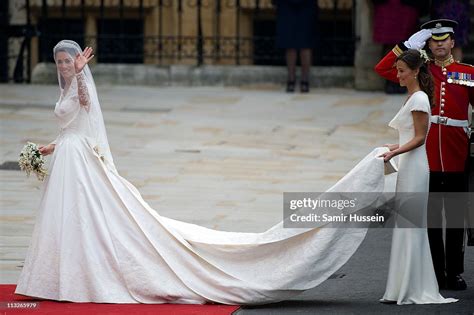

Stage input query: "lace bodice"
[{"left": 52, "top": 73, "right": 92, "bottom": 143}]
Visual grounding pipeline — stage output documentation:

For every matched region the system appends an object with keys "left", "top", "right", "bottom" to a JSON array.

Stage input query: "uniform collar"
[{"left": 434, "top": 55, "right": 455, "bottom": 68}]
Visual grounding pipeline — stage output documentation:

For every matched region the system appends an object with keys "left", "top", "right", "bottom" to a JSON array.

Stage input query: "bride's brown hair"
[{"left": 396, "top": 49, "right": 435, "bottom": 108}]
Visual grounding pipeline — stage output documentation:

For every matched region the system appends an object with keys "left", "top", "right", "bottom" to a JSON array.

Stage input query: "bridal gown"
[
  {"left": 14, "top": 79, "right": 396, "bottom": 305},
  {"left": 381, "top": 91, "right": 457, "bottom": 305}
]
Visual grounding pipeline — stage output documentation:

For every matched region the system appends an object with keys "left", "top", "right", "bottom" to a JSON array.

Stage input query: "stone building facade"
[{"left": 3, "top": 0, "right": 473, "bottom": 89}]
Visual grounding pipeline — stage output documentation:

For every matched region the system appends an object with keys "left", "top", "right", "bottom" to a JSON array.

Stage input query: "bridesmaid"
[{"left": 377, "top": 49, "right": 457, "bottom": 304}]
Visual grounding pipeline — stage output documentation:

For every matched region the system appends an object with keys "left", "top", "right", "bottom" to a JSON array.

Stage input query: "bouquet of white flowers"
[{"left": 18, "top": 142, "right": 48, "bottom": 181}]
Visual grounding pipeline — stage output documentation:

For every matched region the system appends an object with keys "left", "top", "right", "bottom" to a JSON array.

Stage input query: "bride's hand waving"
[{"left": 75, "top": 47, "right": 94, "bottom": 74}]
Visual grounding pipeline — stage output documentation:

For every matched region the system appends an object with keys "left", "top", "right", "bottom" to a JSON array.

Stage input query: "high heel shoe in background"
[
  {"left": 286, "top": 81, "right": 296, "bottom": 93},
  {"left": 300, "top": 81, "right": 309, "bottom": 93}
]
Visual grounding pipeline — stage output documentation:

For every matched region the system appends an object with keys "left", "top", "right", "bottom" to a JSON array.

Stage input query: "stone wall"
[{"left": 32, "top": 62, "right": 354, "bottom": 88}]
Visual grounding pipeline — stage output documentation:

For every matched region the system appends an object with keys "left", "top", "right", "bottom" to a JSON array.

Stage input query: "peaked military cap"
[{"left": 420, "top": 19, "right": 458, "bottom": 41}]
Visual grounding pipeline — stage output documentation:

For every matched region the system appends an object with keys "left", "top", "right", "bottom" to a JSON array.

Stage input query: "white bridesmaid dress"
[{"left": 381, "top": 90, "right": 457, "bottom": 305}]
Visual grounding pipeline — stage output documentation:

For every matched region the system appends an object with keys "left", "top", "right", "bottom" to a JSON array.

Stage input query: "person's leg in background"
[
  {"left": 299, "top": 48, "right": 312, "bottom": 93},
  {"left": 285, "top": 48, "right": 297, "bottom": 92}
]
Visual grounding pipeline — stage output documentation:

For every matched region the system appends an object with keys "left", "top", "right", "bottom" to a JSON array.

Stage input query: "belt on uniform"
[{"left": 430, "top": 115, "right": 469, "bottom": 127}]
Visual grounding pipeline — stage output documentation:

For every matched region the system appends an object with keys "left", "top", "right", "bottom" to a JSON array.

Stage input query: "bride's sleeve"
[
  {"left": 49, "top": 134, "right": 60, "bottom": 146},
  {"left": 76, "top": 72, "right": 91, "bottom": 112}
]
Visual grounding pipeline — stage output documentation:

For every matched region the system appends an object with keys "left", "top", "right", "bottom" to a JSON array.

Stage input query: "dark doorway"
[
  {"left": 38, "top": 18, "right": 84, "bottom": 62},
  {"left": 97, "top": 19, "right": 144, "bottom": 64}
]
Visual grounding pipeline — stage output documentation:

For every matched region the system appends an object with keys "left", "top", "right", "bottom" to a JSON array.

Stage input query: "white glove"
[{"left": 404, "top": 29, "right": 432, "bottom": 50}]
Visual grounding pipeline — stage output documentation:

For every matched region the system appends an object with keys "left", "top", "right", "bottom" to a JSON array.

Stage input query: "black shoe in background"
[
  {"left": 286, "top": 81, "right": 296, "bottom": 93},
  {"left": 300, "top": 81, "right": 309, "bottom": 93}
]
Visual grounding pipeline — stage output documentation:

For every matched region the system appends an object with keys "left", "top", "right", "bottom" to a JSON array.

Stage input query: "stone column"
[{"left": 354, "top": 0, "right": 383, "bottom": 90}]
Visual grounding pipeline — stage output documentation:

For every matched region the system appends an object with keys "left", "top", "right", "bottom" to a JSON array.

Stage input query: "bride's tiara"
[{"left": 53, "top": 40, "right": 82, "bottom": 54}]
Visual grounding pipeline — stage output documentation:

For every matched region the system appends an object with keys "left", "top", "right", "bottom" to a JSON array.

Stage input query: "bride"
[{"left": 13, "top": 40, "right": 451, "bottom": 305}]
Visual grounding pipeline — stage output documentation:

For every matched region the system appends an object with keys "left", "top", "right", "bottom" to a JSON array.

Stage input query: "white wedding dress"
[
  {"left": 13, "top": 93, "right": 391, "bottom": 304},
  {"left": 14, "top": 41, "right": 397, "bottom": 305},
  {"left": 380, "top": 91, "right": 457, "bottom": 305},
  {"left": 13, "top": 86, "right": 389, "bottom": 304}
]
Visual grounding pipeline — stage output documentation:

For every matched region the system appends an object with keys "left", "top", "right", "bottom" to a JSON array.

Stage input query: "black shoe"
[
  {"left": 286, "top": 81, "right": 295, "bottom": 93},
  {"left": 447, "top": 275, "right": 467, "bottom": 290},
  {"left": 300, "top": 81, "right": 309, "bottom": 93}
]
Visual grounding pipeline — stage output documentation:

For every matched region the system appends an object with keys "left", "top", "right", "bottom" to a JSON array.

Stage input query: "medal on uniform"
[
  {"left": 446, "top": 72, "right": 474, "bottom": 86},
  {"left": 447, "top": 72, "right": 453, "bottom": 83}
]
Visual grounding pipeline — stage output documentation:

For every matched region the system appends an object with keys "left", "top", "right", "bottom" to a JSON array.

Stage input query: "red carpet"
[{"left": 0, "top": 285, "right": 240, "bottom": 315}]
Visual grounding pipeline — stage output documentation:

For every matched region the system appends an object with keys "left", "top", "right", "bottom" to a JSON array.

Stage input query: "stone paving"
[{"left": 0, "top": 84, "right": 472, "bottom": 313}]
